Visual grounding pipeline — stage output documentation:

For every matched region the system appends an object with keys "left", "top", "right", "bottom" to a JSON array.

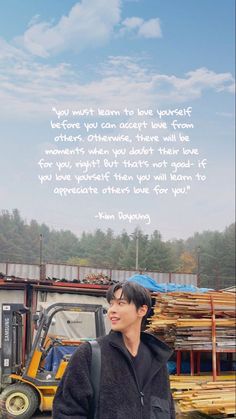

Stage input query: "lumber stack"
[
  {"left": 170, "top": 373, "right": 236, "bottom": 389},
  {"left": 172, "top": 380, "right": 236, "bottom": 416},
  {"left": 148, "top": 291, "right": 236, "bottom": 351}
]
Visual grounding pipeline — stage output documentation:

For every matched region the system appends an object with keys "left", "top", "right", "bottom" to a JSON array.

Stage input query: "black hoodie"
[{"left": 53, "top": 331, "right": 175, "bottom": 419}]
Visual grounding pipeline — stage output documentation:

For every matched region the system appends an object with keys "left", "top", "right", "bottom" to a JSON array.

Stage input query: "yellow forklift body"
[
  {"left": 26, "top": 349, "right": 43, "bottom": 378},
  {"left": 1, "top": 302, "right": 106, "bottom": 417},
  {"left": 10, "top": 374, "right": 57, "bottom": 411},
  {"left": 55, "top": 359, "right": 68, "bottom": 379}
]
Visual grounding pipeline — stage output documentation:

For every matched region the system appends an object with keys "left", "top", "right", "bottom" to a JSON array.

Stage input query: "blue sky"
[{"left": 0, "top": 0, "right": 235, "bottom": 240}]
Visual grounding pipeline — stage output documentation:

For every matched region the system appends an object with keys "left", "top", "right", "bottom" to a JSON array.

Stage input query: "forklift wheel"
[{"left": 0, "top": 383, "right": 39, "bottom": 419}]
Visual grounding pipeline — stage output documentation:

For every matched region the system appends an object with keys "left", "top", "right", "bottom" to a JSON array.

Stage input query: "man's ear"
[{"left": 138, "top": 305, "right": 148, "bottom": 318}]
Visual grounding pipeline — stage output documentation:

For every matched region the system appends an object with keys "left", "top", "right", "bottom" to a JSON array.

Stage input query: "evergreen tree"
[{"left": 0, "top": 210, "right": 234, "bottom": 288}]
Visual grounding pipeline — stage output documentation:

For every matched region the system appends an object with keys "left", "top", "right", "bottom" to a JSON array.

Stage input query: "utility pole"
[
  {"left": 215, "top": 263, "right": 220, "bottom": 290},
  {"left": 135, "top": 234, "right": 139, "bottom": 271},
  {"left": 197, "top": 246, "right": 201, "bottom": 287},
  {"left": 39, "top": 234, "right": 43, "bottom": 280}
]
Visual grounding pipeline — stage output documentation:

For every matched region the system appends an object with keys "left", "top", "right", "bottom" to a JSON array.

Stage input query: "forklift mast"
[
  {"left": 1, "top": 302, "right": 106, "bottom": 388},
  {"left": 1, "top": 304, "right": 28, "bottom": 387},
  {"left": 0, "top": 302, "right": 106, "bottom": 418},
  {"left": 23, "top": 302, "right": 106, "bottom": 379}
]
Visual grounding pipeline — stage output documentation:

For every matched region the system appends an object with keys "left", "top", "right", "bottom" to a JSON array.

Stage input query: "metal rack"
[{"left": 176, "top": 294, "right": 235, "bottom": 381}]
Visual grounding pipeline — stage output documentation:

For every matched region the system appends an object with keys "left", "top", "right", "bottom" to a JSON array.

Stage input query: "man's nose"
[{"left": 108, "top": 304, "right": 117, "bottom": 314}]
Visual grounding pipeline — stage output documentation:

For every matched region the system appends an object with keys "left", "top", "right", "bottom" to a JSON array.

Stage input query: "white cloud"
[
  {"left": 0, "top": 44, "right": 234, "bottom": 118},
  {"left": 138, "top": 18, "right": 162, "bottom": 38},
  {"left": 19, "top": 0, "right": 121, "bottom": 57},
  {"left": 20, "top": 2, "right": 162, "bottom": 58},
  {"left": 142, "top": 67, "right": 235, "bottom": 103},
  {"left": 122, "top": 17, "right": 144, "bottom": 29},
  {"left": 0, "top": 37, "right": 27, "bottom": 61},
  {"left": 27, "top": 14, "right": 41, "bottom": 28},
  {"left": 120, "top": 17, "right": 162, "bottom": 38}
]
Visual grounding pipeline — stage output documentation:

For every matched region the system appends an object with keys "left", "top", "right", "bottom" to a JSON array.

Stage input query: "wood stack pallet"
[
  {"left": 148, "top": 291, "right": 236, "bottom": 417},
  {"left": 148, "top": 291, "right": 236, "bottom": 350},
  {"left": 170, "top": 374, "right": 236, "bottom": 390},
  {"left": 172, "top": 379, "right": 236, "bottom": 416}
]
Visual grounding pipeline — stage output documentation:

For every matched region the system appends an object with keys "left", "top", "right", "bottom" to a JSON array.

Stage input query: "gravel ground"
[
  {"left": 32, "top": 400, "right": 233, "bottom": 418},
  {"left": 31, "top": 404, "right": 199, "bottom": 419},
  {"left": 32, "top": 412, "right": 51, "bottom": 419},
  {"left": 32, "top": 411, "right": 230, "bottom": 419}
]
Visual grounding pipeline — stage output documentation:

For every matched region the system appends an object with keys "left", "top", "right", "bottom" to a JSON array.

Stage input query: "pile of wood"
[
  {"left": 170, "top": 373, "right": 235, "bottom": 389},
  {"left": 148, "top": 291, "right": 236, "bottom": 350},
  {"left": 172, "top": 378, "right": 236, "bottom": 416}
]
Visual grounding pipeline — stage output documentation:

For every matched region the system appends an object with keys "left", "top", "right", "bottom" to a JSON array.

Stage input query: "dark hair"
[{"left": 107, "top": 281, "right": 152, "bottom": 318}]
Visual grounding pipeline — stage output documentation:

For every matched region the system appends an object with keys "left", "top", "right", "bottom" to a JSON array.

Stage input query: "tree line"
[{"left": 0, "top": 209, "right": 235, "bottom": 289}]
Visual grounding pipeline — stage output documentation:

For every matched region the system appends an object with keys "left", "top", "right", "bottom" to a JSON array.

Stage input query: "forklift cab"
[{"left": 0, "top": 302, "right": 106, "bottom": 418}]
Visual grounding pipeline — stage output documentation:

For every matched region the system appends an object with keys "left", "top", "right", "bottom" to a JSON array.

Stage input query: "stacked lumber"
[
  {"left": 148, "top": 291, "right": 236, "bottom": 350},
  {"left": 170, "top": 373, "right": 236, "bottom": 390},
  {"left": 172, "top": 380, "right": 236, "bottom": 416}
]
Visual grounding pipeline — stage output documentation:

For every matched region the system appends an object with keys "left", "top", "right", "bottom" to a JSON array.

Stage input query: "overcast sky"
[{"left": 0, "top": 0, "right": 235, "bottom": 240}]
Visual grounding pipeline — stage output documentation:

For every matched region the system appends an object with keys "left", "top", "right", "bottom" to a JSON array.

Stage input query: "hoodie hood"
[{"left": 107, "top": 330, "right": 173, "bottom": 371}]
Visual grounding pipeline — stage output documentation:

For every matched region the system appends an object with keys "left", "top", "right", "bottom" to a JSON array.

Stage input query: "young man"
[{"left": 53, "top": 281, "right": 175, "bottom": 419}]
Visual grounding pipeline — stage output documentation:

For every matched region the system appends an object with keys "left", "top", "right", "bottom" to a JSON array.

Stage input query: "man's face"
[{"left": 107, "top": 288, "right": 147, "bottom": 334}]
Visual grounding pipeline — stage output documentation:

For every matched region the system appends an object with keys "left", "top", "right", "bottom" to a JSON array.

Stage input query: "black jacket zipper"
[
  {"left": 110, "top": 341, "right": 168, "bottom": 418},
  {"left": 110, "top": 343, "right": 158, "bottom": 419}
]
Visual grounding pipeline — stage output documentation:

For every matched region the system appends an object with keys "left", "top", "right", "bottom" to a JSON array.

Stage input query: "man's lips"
[{"left": 110, "top": 317, "right": 120, "bottom": 323}]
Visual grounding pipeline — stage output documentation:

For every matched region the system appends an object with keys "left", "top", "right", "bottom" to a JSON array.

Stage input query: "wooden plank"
[
  {"left": 148, "top": 291, "right": 236, "bottom": 352},
  {"left": 172, "top": 380, "right": 236, "bottom": 416}
]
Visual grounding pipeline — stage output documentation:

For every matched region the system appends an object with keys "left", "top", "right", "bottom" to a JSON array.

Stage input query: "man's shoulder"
[
  {"left": 96, "top": 332, "right": 123, "bottom": 351},
  {"left": 70, "top": 340, "right": 91, "bottom": 359},
  {"left": 96, "top": 333, "right": 111, "bottom": 346},
  {"left": 66, "top": 337, "right": 108, "bottom": 368},
  {"left": 141, "top": 332, "right": 173, "bottom": 359}
]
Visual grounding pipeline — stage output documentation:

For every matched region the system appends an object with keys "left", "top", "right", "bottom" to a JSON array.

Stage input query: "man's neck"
[{"left": 122, "top": 327, "right": 141, "bottom": 357}]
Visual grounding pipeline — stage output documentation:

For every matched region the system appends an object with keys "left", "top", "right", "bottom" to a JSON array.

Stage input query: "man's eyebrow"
[{"left": 110, "top": 296, "right": 127, "bottom": 302}]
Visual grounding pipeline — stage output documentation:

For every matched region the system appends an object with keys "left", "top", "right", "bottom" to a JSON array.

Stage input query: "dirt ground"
[{"left": 32, "top": 403, "right": 215, "bottom": 419}]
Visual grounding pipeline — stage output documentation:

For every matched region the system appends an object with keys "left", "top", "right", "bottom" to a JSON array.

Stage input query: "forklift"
[{"left": 0, "top": 302, "right": 106, "bottom": 418}]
